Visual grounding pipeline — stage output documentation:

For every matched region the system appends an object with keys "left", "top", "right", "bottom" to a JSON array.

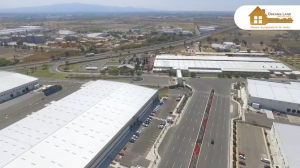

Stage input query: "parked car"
[
  {"left": 261, "top": 158, "right": 270, "bottom": 164},
  {"left": 143, "top": 123, "right": 149, "bottom": 127},
  {"left": 145, "top": 121, "right": 150, "bottom": 124},
  {"left": 147, "top": 117, "right": 152, "bottom": 121},
  {"left": 239, "top": 155, "right": 246, "bottom": 160},
  {"left": 148, "top": 116, "right": 153, "bottom": 119},
  {"left": 129, "top": 139, "right": 135, "bottom": 143},
  {"left": 176, "top": 97, "right": 181, "bottom": 101},
  {"left": 158, "top": 125, "right": 164, "bottom": 129},
  {"left": 150, "top": 113, "right": 155, "bottom": 116},
  {"left": 134, "top": 131, "right": 141, "bottom": 136},
  {"left": 211, "top": 139, "right": 214, "bottom": 144},
  {"left": 239, "top": 161, "right": 246, "bottom": 165},
  {"left": 118, "top": 152, "right": 125, "bottom": 156},
  {"left": 239, "top": 152, "right": 245, "bottom": 156},
  {"left": 264, "top": 165, "right": 271, "bottom": 168},
  {"left": 132, "top": 135, "right": 138, "bottom": 139}
]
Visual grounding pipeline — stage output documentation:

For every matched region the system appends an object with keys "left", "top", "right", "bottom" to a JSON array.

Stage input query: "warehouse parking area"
[
  {"left": 237, "top": 122, "right": 269, "bottom": 168},
  {"left": 115, "top": 95, "right": 179, "bottom": 168}
]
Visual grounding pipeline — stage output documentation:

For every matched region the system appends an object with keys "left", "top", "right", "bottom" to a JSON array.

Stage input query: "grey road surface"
[{"left": 158, "top": 92, "right": 209, "bottom": 168}]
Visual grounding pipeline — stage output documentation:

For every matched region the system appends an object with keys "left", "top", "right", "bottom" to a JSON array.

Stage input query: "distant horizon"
[{"left": 1, "top": 0, "right": 299, "bottom": 11}]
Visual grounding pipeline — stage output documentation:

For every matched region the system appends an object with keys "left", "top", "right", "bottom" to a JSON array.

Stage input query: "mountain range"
[{"left": 0, "top": 3, "right": 157, "bottom": 13}]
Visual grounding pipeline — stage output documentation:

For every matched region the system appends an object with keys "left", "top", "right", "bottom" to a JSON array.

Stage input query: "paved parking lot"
[
  {"left": 237, "top": 122, "right": 269, "bottom": 168},
  {"left": 116, "top": 95, "right": 178, "bottom": 168}
]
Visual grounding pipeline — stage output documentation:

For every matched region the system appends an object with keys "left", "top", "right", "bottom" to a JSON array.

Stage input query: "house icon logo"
[{"left": 249, "top": 6, "right": 293, "bottom": 25}]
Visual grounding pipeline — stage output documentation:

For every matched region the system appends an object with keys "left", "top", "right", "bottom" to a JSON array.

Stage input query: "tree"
[
  {"left": 214, "top": 38, "right": 218, "bottom": 43},
  {"left": 79, "top": 45, "right": 85, "bottom": 52},
  {"left": 260, "top": 41, "right": 264, "bottom": 45},
  {"left": 63, "top": 66, "right": 69, "bottom": 71},
  {"left": 42, "top": 64, "right": 47, "bottom": 70},
  {"left": 190, "top": 72, "right": 196, "bottom": 78},
  {"left": 130, "top": 69, "right": 135, "bottom": 76},
  {"left": 288, "top": 73, "right": 298, "bottom": 79},
  {"left": 16, "top": 40, "right": 23, "bottom": 46},
  {"left": 65, "top": 51, "right": 70, "bottom": 57},
  {"left": 65, "top": 60, "right": 69, "bottom": 66},
  {"left": 207, "top": 36, "right": 212, "bottom": 42},
  {"left": 100, "top": 70, "right": 106, "bottom": 75},
  {"left": 136, "top": 71, "right": 142, "bottom": 76}
]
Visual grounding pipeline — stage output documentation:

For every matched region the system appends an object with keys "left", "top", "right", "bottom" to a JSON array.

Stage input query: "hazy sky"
[{"left": 0, "top": 0, "right": 299, "bottom": 11}]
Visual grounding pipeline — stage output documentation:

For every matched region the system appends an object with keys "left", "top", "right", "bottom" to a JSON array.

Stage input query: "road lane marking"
[
  {"left": 183, "top": 136, "right": 185, "bottom": 141},
  {"left": 196, "top": 119, "right": 198, "bottom": 123},
  {"left": 205, "top": 155, "right": 207, "bottom": 160},
  {"left": 177, "top": 135, "right": 180, "bottom": 139},
  {"left": 187, "top": 127, "right": 189, "bottom": 131},
  {"left": 191, "top": 118, "right": 192, "bottom": 122},
  {"left": 172, "top": 147, "right": 175, "bottom": 152},
  {"left": 178, "top": 148, "right": 181, "bottom": 153},
  {"left": 189, "top": 137, "right": 191, "bottom": 142},
  {"left": 165, "top": 160, "right": 169, "bottom": 167},
  {"left": 180, "top": 164, "right": 182, "bottom": 168},
  {"left": 172, "top": 162, "right": 175, "bottom": 168},
  {"left": 185, "top": 150, "right": 187, "bottom": 155}
]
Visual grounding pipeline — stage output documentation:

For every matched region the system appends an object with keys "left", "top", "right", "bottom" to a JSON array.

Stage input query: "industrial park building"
[
  {"left": 0, "top": 71, "right": 39, "bottom": 103},
  {"left": 153, "top": 55, "right": 291, "bottom": 74},
  {"left": 0, "top": 80, "right": 159, "bottom": 168},
  {"left": 270, "top": 122, "right": 300, "bottom": 168},
  {"left": 247, "top": 79, "right": 300, "bottom": 114}
]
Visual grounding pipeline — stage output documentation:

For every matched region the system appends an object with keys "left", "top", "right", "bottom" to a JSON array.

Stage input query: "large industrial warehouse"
[
  {"left": 247, "top": 79, "right": 300, "bottom": 114},
  {"left": 271, "top": 122, "right": 300, "bottom": 168},
  {"left": 0, "top": 80, "right": 158, "bottom": 168},
  {"left": 0, "top": 71, "right": 39, "bottom": 103},
  {"left": 153, "top": 55, "right": 291, "bottom": 74}
]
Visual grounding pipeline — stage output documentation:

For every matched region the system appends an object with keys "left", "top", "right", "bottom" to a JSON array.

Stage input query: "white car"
[
  {"left": 261, "top": 157, "right": 270, "bottom": 164},
  {"left": 239, "top": 155, "right": 246, "bottom": 160},
  {"left": 158, "top": 125, "right": 165, "bottom": 129},
  {"left": 143, "top": 123, "right": 149, "bottom": 127}
]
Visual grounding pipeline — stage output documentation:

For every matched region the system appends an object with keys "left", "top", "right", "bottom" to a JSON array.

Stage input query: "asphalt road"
[
  {"left": 0, "top": 26, "right": 236, "bottom": 71},
  {"left": 158, "top": 91, "right": 209, "bottom": 168},
  {"left": 157, "top": 78, "right": 242, "bottom": 168}
]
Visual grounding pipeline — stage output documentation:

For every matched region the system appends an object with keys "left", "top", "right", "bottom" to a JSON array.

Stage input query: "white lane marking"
[
  {"left": 185, "top": 150, "right": 187, "bottom": 155},
  {"left": 165, "top": 160, "right": 169, "bottom": 167},
  {"left": 221, "top": 146, "right": 223, "bottom": 151},
  {"left": 212, "top": 157, "right": 214, "bottom": 163},
  {"left": 177, "top": 135, "right": 180, "bottom": 139},
  {"left": 196, "top": 105, "right": 198, "bottom": 108},
  {"left": 196, "top": 119, "right": 198, "bottom": 123},
  {"left": 187, "top": 127, "right": 189, "bottom": 131},
  {"left": 193, "top": 128, "right": 194, "bottom": 132},
  {"left": 172, "top": 147, "right": 175, "bottom": 152},
  {"left": 186, "top": 118, "right": 187, "bottom": 121},
  {"left": 189, "top": 137, "right": 191, "bottom": 142},
  {"left": 180, "top": 164, "right": 182, "bottom": 168},
  {"left": 178, "top": 148, "right": 181, "bottom": 153},
  {"left": 172, "top": 162, "right": 175, "bottom": 168},
  {"left": 191, "top": 118, "right": 192, "bottom": 122},
  {"left": 205, "top": 155, "right": 207, "bottom": 160},
  {"left": 183, "top": 136, "right": 185, "bottom": 141}
]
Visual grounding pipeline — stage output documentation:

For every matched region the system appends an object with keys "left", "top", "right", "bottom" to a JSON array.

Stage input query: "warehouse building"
[
  {"left": 0, "top": 80, "right": 159, "bottom": 168},
  {"left": 0, "top": 71, "right": 39, "bottom": 103},
  {"left": 0, "top": 26, "right": 44, "bottom": 36},
  {"left": 270, "top": 122, "right": 300, "bottom": 168},
  {"left": 153, "top": 55, "right": 291, "bottom": 74},
  {"left": 247, "top": 79, "right": 300, "bottom": 114}
]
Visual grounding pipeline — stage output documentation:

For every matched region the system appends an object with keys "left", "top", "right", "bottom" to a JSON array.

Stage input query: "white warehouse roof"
[
  {"left": 247, "top": 79, "right": 300, "bottom": 104},
  {"left": 0, "top": 71, "right": 38, "bottom": 93},
  {"left": 273, "top": 122, "right": 300, "bottom": 168},
  {"left": 154, "top": 55, "right": 291, "bottom": 73},
  {"left": 0, "top": 80, "right": 158, "bottom": 168}
]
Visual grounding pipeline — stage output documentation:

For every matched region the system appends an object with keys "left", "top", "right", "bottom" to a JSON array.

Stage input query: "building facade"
[
  {"left": 247, "top": 79, "right": 300, "bottom": 114},
  {"left": 0, "top": 71, "right": 39, "bottom": 103},
  {"left": 270, "top": 122, "right": 300, "bottom": 168}
]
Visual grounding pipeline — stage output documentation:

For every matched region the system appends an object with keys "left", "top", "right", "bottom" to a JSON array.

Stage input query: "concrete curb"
[{"left": 262, "top": 128, "right": 273, "bottom": 168}]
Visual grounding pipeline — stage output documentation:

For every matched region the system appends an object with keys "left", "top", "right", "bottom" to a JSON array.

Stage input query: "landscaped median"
[{"left": 189, "top": 89, "right": 215, "bottom": 168}]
